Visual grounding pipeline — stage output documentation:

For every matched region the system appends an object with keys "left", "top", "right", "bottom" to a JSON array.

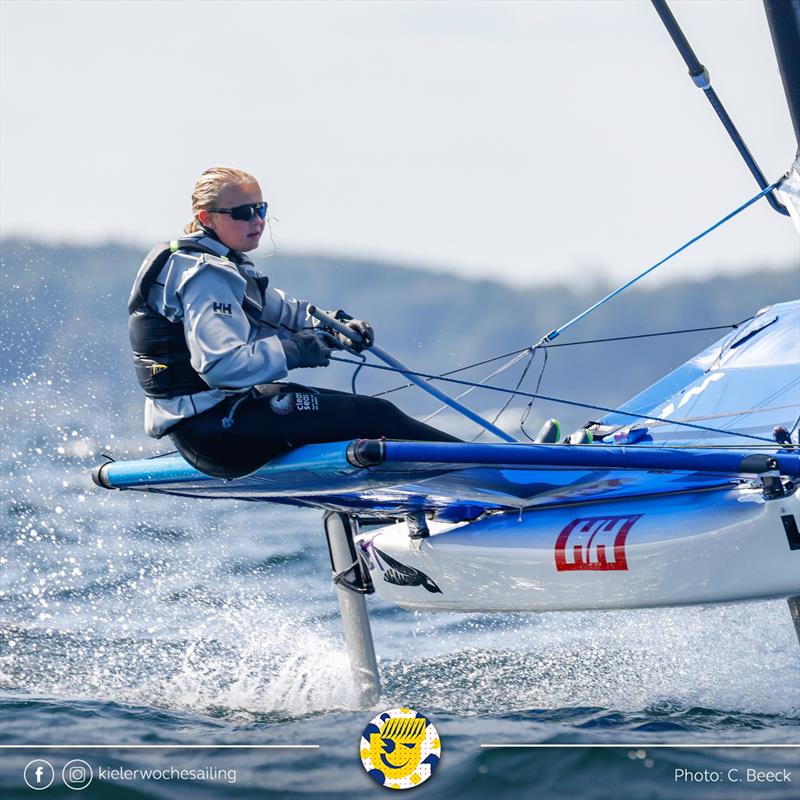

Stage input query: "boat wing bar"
[
  {"left": 650, "top": 0, "right": 789, "bottom": 216},
  {"left": 352, "top": 440, "right": 800, "bottom": 478}
]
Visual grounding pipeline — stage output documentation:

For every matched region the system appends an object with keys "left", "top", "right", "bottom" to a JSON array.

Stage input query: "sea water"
[{"left": 1, "top": 385, "right": 798, "bottom": 799}]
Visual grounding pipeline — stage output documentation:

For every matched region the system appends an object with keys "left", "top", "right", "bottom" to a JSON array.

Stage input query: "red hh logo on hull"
[{"left": 554, "top": 514, "right": 642, "bottom": 571}]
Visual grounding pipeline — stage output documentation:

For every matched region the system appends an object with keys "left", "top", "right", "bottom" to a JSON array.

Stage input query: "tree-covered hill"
[{"left": 1, "top": 238, "right": 797, "bottom": 439}]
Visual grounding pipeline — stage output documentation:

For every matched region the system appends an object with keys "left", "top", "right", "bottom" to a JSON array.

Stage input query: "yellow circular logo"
[{"left": 360, "top": 707, "right": 441, "bottom": 789}]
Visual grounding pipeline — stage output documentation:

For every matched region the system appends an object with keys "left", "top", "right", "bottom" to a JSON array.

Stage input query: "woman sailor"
[{"left": 128, "top": 166, "right": 458, "bottom": 478}]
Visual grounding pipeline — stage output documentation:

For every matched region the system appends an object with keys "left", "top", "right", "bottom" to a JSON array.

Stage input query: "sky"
[{"left": 1, "top": 0, "right": 798, "bottom": 287}]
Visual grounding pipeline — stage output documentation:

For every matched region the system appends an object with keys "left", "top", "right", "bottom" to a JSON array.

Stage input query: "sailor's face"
[{"left": 201, "top": 182, "right": 265, "bottom": 252}]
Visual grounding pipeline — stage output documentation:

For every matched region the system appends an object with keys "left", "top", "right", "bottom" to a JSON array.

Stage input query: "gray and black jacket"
[{"left": 128, "top": 232, "right": 319, "bottom": 437}]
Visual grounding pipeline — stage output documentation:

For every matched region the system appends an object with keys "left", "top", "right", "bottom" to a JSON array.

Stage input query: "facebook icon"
[{"left": 24, "top": 759, "right": 55, "bottom": 790}]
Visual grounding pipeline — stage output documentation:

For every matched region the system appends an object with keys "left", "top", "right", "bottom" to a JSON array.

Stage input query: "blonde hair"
[{"left": 184, "top": 166, "right": 258, "bottom": 234}]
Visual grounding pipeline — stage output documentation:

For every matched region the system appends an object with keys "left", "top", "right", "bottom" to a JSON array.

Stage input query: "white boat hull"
[{"left": 356, "top": 486, "right": 800, "bottom": 612}]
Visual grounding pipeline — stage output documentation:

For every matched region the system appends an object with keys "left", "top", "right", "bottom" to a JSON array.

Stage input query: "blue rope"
[{"left": 540, "top": 181, "right": 781, "bottom": 344}]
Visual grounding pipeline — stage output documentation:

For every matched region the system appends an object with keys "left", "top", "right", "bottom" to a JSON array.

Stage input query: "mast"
[{"left": 763, "top": 0, "right": 800, "bottom": 154}]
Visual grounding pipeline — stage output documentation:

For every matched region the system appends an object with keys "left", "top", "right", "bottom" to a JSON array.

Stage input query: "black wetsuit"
[{"left": 169, "top": 382, "right": 460, "bottom": 479}]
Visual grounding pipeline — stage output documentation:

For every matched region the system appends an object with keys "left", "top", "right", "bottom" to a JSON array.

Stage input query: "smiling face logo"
[
  {"left": 360, "top": 708, "right": 441, "bottom": 789},
  {"left": 370, "top": 716, "right": 425, "bottom": 777}
]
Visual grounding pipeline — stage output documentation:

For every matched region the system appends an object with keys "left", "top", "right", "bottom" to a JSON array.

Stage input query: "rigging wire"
[
  {"left": 533, "top": 183, "right": 780, "bottom": 346},
  {"left": 329, "top": 355, "right": 780, "bottom": 443},
  {"left": 353, "top": 182, "right": 782, "bottom": 444},
  {"left": 419, "top": 347, "right": 533, "bottom": 423},
  {"left": 372, "top": 323, "right": 741, "bottom": 400},
  {"left": 372, "top": 321, "right": 749, "bottom": 442},
  {"left": 349, "top": 351, "right": 367, "bottom": 395},
  {"left": 470, "top": 346, "right": 541, "bottom": 442},
  {"left": 519, "top": 347, "right": 549, "bottom": 442}
]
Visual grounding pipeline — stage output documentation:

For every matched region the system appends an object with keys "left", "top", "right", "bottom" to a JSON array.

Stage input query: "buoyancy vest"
[{"left": 128, "top": 236, "right": 269, "bottom": 399}]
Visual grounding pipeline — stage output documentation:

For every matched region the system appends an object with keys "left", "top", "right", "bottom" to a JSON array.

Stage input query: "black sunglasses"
[{"left": 210, "top": 201, "right": 268, "bottom": 221}]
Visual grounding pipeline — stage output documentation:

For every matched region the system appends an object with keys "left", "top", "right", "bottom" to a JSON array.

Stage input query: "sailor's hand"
[
  {"left": 281, "top": 333, "right": 332, "bottom": 369},
  {"left": 337, "top": 319, "right": 374, "bottom": 352}
]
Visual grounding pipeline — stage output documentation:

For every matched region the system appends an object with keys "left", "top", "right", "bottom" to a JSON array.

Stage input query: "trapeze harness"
[{"left": 129, "top": 238, "right": 459, "bottom": 479}]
